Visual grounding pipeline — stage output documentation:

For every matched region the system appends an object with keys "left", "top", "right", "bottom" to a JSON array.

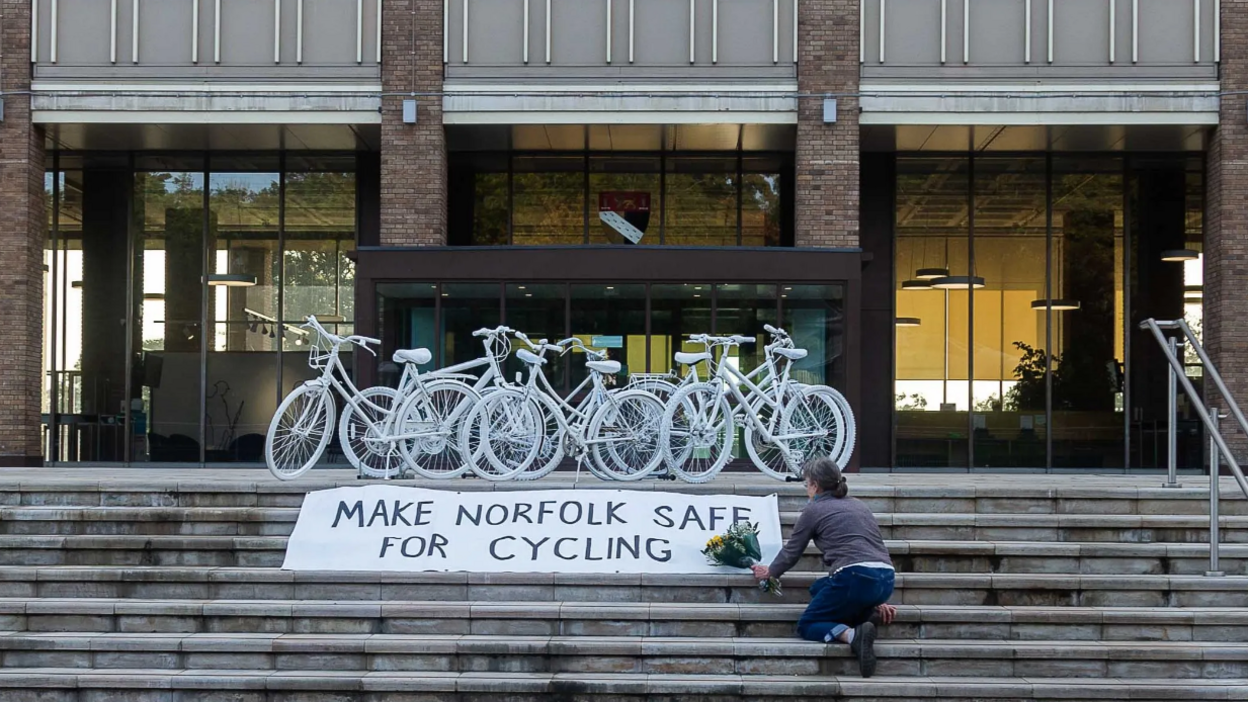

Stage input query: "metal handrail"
[{"left": 1138, "top": 318, "right": 1248, "bottom": 499}]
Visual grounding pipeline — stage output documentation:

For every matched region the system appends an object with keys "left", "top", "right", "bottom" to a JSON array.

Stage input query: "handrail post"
[
  {"left": 1164, "top": 335, "right": 1182, "bottom": 488},
  {"left": 1207, "top": 402, "right": 1224, "bottom": 577}
]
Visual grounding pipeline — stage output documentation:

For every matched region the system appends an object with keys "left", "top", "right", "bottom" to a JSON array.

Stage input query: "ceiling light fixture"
[
  {"left": 1030, "top": 299, "right": 1081, "bottom": 312},
  {"left": 915, "top": 267, "right": 949, "bottom": 280},
  {"left": 143, "top": 293, "right": 165, "bottom": 301},
  {"left": 931, "top": 275, "right": 986, "bottom": 290},
  {"left": 895, "top": 317, "right": 922, "bottom": 327},
  {"left": 207, "top": 273, "right": 258, "bottom": 287},
  {"left": 1160, "top": 249, "right": 1199, "bottom": 262},
  {"left": 902, "top": 279, "right": 933, "bottom": 290}
]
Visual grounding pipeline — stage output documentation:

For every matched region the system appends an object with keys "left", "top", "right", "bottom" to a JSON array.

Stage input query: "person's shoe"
[{"left": 849, "top": 621, "right": 878, "bottom": 678}]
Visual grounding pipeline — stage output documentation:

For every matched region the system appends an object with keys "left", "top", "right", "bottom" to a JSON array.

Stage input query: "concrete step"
[
  {"left": 1, "top": 534, "right": 1243, "bottom": 575},
  {"left": 2, "top": 632, "right": 1246, "bottom": 679},
  {"left": 5, "top": 599, "right": 1247, "bottom": 642},
  {"left": 3, "top": 506, "right": 1245, "bottom": 544},
  {"left": 5, "top": 472, "right": 1244, "bottom": 515},
  {"left": 2, "top": 567, "right": 1246, "bottom": 607},
  {"left": 1, "top": 670, "right": 1244, "bottom": 701}
]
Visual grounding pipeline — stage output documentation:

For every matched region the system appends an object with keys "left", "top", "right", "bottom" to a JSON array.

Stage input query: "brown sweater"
[{"left": 767, "top": 493, "right": 892, "bottom": 578}]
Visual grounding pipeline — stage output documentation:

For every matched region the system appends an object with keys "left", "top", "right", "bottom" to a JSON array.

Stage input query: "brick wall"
[
  {"left": 0, "top": 0, "right": 47, "bottom": 465},
  {"left": 379, "top": 0, "right": 447, "bottom": 246},
  {"left": 794, "top": 0, "right": 860, "bottom": 249},
  {"left": 1206, "top": 1, "right": 1248, "bottom": 455}
]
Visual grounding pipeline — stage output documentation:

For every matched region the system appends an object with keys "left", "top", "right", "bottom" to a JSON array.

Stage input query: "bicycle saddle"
[
  {"left": 392, "top": 348, "right": 433, "bottom": 365},
  {"left": 516, "top": 349, "right": 547, "bottom": 366},
  {"left": 674, "top": 351, "right": 712, "bottom": 366},
  {"left": 772, "top": 347, "right": 808, "bottom": 360},
  {"left": 585, "top": 360, "right": 621, "bottom": 375}
]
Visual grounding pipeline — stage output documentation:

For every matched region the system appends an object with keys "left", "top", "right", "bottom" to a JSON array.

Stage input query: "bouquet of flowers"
[{"left": 702, "top": 521, "right": 782, "bottom": 596}]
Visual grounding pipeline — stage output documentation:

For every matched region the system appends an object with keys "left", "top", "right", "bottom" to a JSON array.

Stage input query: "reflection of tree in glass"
[{"left": 742, "top": 173, "right": 781, "bottom": 246}]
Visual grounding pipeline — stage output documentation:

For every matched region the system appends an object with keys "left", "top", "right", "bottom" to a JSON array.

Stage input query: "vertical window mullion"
[
  {"left": 1044, "top": 152, "right": 1054, "bottom": 472},
  {"left": 48, "top": 154, "right": 60, "bottom": 463},
  {"left": 122, "top": 153, "right": 137, "bottom": 465},
  {"left": 736, "top": 150, "right": 743, "bottom": 246},
  {"left": 583, "top": 151, "right": 590, "bottom": 244},
  {"left": 200, "top": 156, "right": 211, "bottom": 465},
  {"left": 967, "top": 149, "right": 975, "bottom": 470},
  {"left": 277, "top": 153, "right": 286, "bottom": 406}
]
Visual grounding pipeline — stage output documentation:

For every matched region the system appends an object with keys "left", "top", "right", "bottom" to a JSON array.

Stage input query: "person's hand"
[
  {"left": 750, "top": 564, "right": 771, "bottom": 581},
  {"left": 875, "top": 604, "right": 897, "bottom": 625}
]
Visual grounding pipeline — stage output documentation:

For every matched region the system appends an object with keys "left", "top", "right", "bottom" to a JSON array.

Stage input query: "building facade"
[{"left": 3, "top": 0, "right": 1238, "bottom": 471}]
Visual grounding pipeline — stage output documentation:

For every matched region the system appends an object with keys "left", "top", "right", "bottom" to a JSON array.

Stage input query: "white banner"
[{"left": 282, "top": 485, "right": 782, "bottom": 574}]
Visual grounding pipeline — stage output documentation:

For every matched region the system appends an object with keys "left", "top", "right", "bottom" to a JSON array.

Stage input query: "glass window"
[
  {"left": 714, "top": 284, "right": 779, "bottom": 377},
  {"left": 664, "top": 157, "right": 738, "bottom": 246},
  {"left": 441, "top": 283, "right": 501, "bottom": 369},
  {"left": 513, "top": 156, "right": 585, "bottom": 245},
  {"left": 135, "top": 166, "right": 206, "bottom": 462},
  {"left": 972, "top": 157, "right": 1047, "bottom": 468},
  {"left": 569, "top": 284, "right": 646, "bottom": 389},
  {"left": 505, "top": 283, "right": 568, "bottom": 390},
  {"left": 283, "top": 169, "right": 357, "bottom": 345},
  {"left": 650, "top": 283, "right": 713, "bottom": 378},
  {"left": 782, "top": 285, "right": 846, "bottom": 391},
  {"left": 895, "top": 157, "right": 970, "bottom": 468},
  {"left": 377, "top": 283, "right": 437, "bottom": 388},
  {"left": 447, "top": 150, "right": 793, "bottom": 247},
  {"left": 590, "top": 156, "right": 660, "bottom": 245},
  {"left": 207, "top": 166, "right": 280, "bottom": 462},
  {"left": 1051, "top": 157, "right": 1124, "bottom": 469},
  {"left": 742, "top": 156, "right": 784, "bottom": 247}
]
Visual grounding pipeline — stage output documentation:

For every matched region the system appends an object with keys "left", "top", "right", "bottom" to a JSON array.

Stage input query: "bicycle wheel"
[
  {"left": 265, "top": 384, "right": 335, "bottom": 480},
  {"left": 459, "top": 389, "right": 544, "bottom": 481},
  {"left": 779, "top": 385, "right": 847, "bottom": 473},
  {"left": 821, "top": 385, "right": 857, "bottom": 466},
  {"left": 398, "top": 379, "right": 480, "bottom": 480},
  {"left": 625, "top": 378, "right": 680, "bottom": 405},
  {"left": 339, "top": 387, "right": 405, "bottom": 479},
  {"left": 659, "top": 382, "right": 735, "bottom": 484},
  {"left": 744, "top": 389, "right": 799, "bottom": 481},
  {"left": 510, "top": 394, "right": 565, "bottom": 481},
  {"left": 591, "top": 389, "right": 665, "bottom": 481}
]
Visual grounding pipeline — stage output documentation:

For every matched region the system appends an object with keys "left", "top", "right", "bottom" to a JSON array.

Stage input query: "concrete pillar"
[
  {"left": 0, "top": 0, "right": 47, "bottom": 466},
  {"left": 380, "top": 0, "right": 447, "bottom": 246},
  {"left": 794, "top": 0, "right": 860, "bottom": 249},
  {"left": 1205, "top": 1, "right": 1248, "bottom": 457}
]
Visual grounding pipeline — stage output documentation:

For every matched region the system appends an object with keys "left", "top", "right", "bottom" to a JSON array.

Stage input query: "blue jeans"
[{"left": 797, "top": 566, "right": 896, "bottom": 643}]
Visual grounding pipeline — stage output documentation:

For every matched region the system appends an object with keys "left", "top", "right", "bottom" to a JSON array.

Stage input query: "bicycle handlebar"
[{"left": 473, "top": 325, "right": 513, "bottom": 338}]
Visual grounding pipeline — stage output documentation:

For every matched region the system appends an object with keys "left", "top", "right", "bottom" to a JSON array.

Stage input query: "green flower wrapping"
[{"left": 701, "top": 521, "right": 782, "bottom": 597}]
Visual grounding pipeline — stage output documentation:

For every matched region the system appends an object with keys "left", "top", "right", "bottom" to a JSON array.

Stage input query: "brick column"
[
  {"left": 380, "top": 0, "right": 447, "bottom": 246},
  {"left": 794, "top": 0, "right": 860, "bottom": 248},
  {"left": 1206, "top": 2, "right": 1248, "bottom": 456},
  {"left": 0, "top": 0, "right": 47, "bottom": 465}
]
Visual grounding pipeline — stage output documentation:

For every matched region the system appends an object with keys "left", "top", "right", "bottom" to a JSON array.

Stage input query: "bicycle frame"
[{"left": 702, "top": 339, "right": 822, "bottom": 446}]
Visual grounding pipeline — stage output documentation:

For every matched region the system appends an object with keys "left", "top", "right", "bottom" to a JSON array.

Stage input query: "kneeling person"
[{"left": 751, "top": 458, "right": 896, "bottom": 678}]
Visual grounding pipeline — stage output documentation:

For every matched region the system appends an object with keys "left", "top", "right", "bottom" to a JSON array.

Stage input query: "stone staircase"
[{"left": 0, "top": 469, "right": 1246, "bottom": 701}]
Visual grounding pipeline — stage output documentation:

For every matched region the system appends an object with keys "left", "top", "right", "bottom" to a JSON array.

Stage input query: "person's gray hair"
[{"left": 802, "top": 458, "right": 848, "bottom": 498}]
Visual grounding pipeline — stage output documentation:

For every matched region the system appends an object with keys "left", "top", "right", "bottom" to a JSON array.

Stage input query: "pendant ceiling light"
[
  {"left": 895, "top": 317, "right": 922, "bottom": 327},
  {"left": 931, "top": 275, "right": 986, "bottom": 290},
  {"left": 902, "top": 279, "right": 933, "bottom": 290},
  {"left": 207, "top": 273, "right": 258, "bottom": 287},
  {"left": 1160, "top": 249, "right": 1199, "bottom": 262},
  {"left": 1031, "top": 299, "right": 1081, "bottom": 311},
  {"left": 915, "top": 267, "right": 949, "bottom": 280}
]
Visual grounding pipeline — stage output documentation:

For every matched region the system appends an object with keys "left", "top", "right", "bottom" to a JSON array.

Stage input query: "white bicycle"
[
  {"left": 266, "top": 317, "right": 476, "bottom": 481},
  {"left": 461, "top": 336, "right": 666, "bottom": 481},
  {"left": 658, "top": 333, "right": 847, "bottom": 483}
]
